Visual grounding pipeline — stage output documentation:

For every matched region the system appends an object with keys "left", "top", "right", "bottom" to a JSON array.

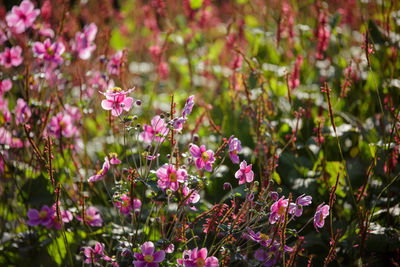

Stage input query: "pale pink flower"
[
  {"left": 15, "top": 98, "right": 31, "bottom": 125},
  {"left": 100, "top": 87, "right": 134, "bottom": 117},
  {"left": 190, "top": 144, "right": 215, "bottom": 172},
  {"left": 228, "top": 136, "right": 242, "bottom": 164},
  {"left": 71, "top": 23, "right": 97, "bottom": 60},
  {"left": 88, "top": 157, "right": 110, "bottom": 182},
  {"left": 133, "top": 241, "right": 165, "bottom": 267},
  {"left": 108, "top": 51, "right": 123, "bottom": 75},
  {"left": 83, "top": 242, "right": 111, "bottom": 263},
  {"left": 0, "top": 78, "right": 12, "bottom": 95},
  {"left": 114, "top": 193, "right": 141, "bottom": 215},
  {"left": 6, "top": 0, "right": 40, "bottom": 34},
  {"left": 314, "top": 203, "right": 329, "bottom": 231},
  {"left": 33, "top": 38, "right": 65, "bottom": 64},
  {"left": 235, "top": 160, "right": 254, "bottom": 185},
  {"left": 76, "top": 206, "right": 103, "bottom": 227},
  {"left": 0, "top": 46, "right": 23, "bottom": 68},
  {"left": 156, "top": 164, "right": 187, "bottom": 191},
  {"left": 141, "top": 115, "right": 169, "bottom": 143},
  {"left": 177, "top": 247, "right": 219, "bottom": 267},
  {"left": 269, "top": 196, "right": 288, "bottom": 224}
]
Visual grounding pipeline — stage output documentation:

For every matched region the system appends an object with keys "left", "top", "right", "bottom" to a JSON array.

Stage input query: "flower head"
[
  {"left": 114, "top": 193, "right": 141, "bottom": 215},
  {"left": 0, "top": 46, "right": 23, "bottom": 68},
  {"left": 82, "top": 242, "right": 111, "bottom": 264},
  {"left": 133, "top": 241, "right": 165, "bottom": 267},
  {"left": 141, "top": 115, "right": 169, "bottom": 143},
  {"left": 108, "top": 51, "right": 123, "bottom": 75},
  {"left": 71, "top": 23, "right": 97, "bottom": 60},
  {"left": 156, "top": 164, "right": 187, "bottom": 191},
  {"left": 88, "top": 157, "right": 110, "bottom": 182},
  {"left": 27, "top": 205, "right": 53, "bottom": 227},
  {"left": 269, "top": 196, "right": 289, "bottom": 224},
  {"left": 314, "top": 203, "right": 329, "bottom": 231},
  {"left": 15, "top": 98, "right": 31, "bottom": 125},
  {"left": 235, "top": 160, "right": 254, "bottom": 185},
  {"left": 0, "top": 79, "right": 12, "bottom": 95},
  {"left": 109, "top": 152, "right": 122, "bottom": 165},
  {"left": 228, "top": 136, "right": 242, "bottom": 164},
  {"left": 291, "top": 194, "right": 312, "bottom": 217},
  {"left": 100, "top": 87, "right": 134, "bottom": 117},
  {"left": 76, "top": 206, "right": 103, "bottom": 227},
  {"left": 6, "top": 0, "right": 40, "bottom": 34},
  {"left": 190, "top": 144, "right": 215, "bottom": 172},
  {"left": 33, "top": 38, "right": 65, "bottom": 64},
  {"left": 177, "top": 247, "right": 219, "bottom": 267}
]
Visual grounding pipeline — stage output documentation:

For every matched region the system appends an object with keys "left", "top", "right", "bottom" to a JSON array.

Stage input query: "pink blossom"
[
  {"left": 114, "top": 193, "right": 141, "bottom": 215},
  {"left": 88, "top": 157, "right": 110, "bottom": 182},
  {"left": 172, "top": 95, "right": 195, "bottom": 131},
  {"left": 156, "top": 164, "right": 187, "bottom": 191},
  {"left": 0, "top": 127, "right": 23, "bottom": 148},
  {"left": 190, "top": 144, "right": 215, "bottom": 172},
  {"left": 235, "top": 160, "right": 254, "bottom": 185},
  {"left": 182, "top": 185, "right": 200, "bottom": 210},
  {"left": 46, "top": 203, "right": 73, "bottom": 230},
  {"left": 158, "top": 61, "right": 169, "bottom": 80},
  {"left": 15, "top": 98, "right": 31, "bottom": 125},
  {"left": 314, "top": 203, "right": 329, "bottom": 231},
  {"left": 100, "top": 87, "right": 134, "bottom": 117},
  {"left": 269, "top": 196, "right": 289, "bottom": 224},
  {"left": 228, "top": 136, "right": 242, "bottom": 164},
  {"left": 83, "top": 242, "right": 111, "bottom": 264},
  {"left": 76, "top": 206, "right": 103, "bottom": 227},
  {"left": 0, "top": 29, "right": 7, "bottom": 45},
  {"left": 108, "top": 51, "right": 123, "bottom": 75},
  {"left": 177, "top": 247, "right": 219, "bottom": 267},
  {"left": 48, "top": 112, "right": 77, "bottom": 139},
  {"left": 6, "top": 0, "right": 40, "bottom": 34},
  {"left": 288, "top": 55, "right": 303, "bottom": 90},
  {"left": 27, "top": 205, "right": 53, "bottom": 227},
  {"left": 0, "top": 46, "right": 23, "bottom": 68},
  {"left": 32, "top": 22, "right": 54, "bottom": 37},
  {"left": 0, "top": 96, "right": 11, "bottom": 123},
  {"left": 141, "top": 115, "right": 169, "bottom": 143},
  {"left": 133, "top": 241, "right": 165, "bottom": 267},
  {"left": 33, "top": 38, "right": 65, "bottom": 64},
  {"left": 109, "top": 152, "right": 122, "bottom": 165},
  {"left": 290, "top": 194, "right": 312, "bottom": 217},
  {"left": 71, "top": 23, "right": 97, "bottom": 60},
  {"left": 0, "top": 78, "right": 12, "bottom": 95}
]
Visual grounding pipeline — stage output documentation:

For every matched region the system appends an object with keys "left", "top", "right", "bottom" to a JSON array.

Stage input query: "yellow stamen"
[
  {"left": 144, "top": 255, "right": 154, "bottom": 263},
  {"left": 201, "top": 152, "right": 209, "bottom": 162}
]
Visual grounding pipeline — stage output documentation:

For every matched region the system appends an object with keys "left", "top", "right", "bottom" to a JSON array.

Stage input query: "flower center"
[
  {"left": 39, "top": 210, "right": 48, "bottom": 219},
  {"left": 201, "top": 152, "right": 209, "bottom": 162},
  {"left": 197, "top": 258, "right": 205, "bottom": 267},
  {"left": 97, "top": 169, "right": 104, "bottom": 176},
  {"left": 47, "top": 47, "right": 54, "bottom": 56},
  {"left": 278, "top": 205, "right": 286, "bottom": 215},
  {"left": 144, "top": 255, "right": 154, "bottom": 263},
  {"left": 233, "top": 149, "right": 237, "bottom": 155},
  {"left": 169, "top": 172, "right": 177, "bottom": 182},
  {"left": 259, "top": 233, "right": 269, "bottom": 242},
  {"left": 86, "top": 215, "right": 93, "bottom": 222},
  {"left": 112, "top": 87, "right": 122, "bottom": 92},
  {"left": 109, "top": 152, "right": 118, "bottom": 158}
]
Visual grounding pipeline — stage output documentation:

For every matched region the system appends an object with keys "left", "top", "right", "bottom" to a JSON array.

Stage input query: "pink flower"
[
  {"left": 33, "top": 38, "right": 65, "bottom": 64},
  {"left": 228, "top": 136, "right": 242, "bottom": 164},
  {"left": 0, "top": 29, "right": 7, "bottom": 45},
  {"left": 269, "top": 196, "right": 288, "bottom": 224},
  {"left": 291, "top": 194, "right": 312, "bottom": 217},
  {"left": 0, "top": 46, "right": 23, "bottom": 68},
  {"left": 0, "top": 78, "right": 12, "bottom": 95},
  {"left": 172, "top": 95, "right": 195, "bottom": 130},
  {"left": 76, "top": 206, "right": 103, "bottom": 227},
  {"left": 190, "top": 144, "right": 215, "bottom": 172},
  {"left": 15, "top": 98, "right": 31, "bottom": 125},
  {"left": 6, "top": 0, "right": 40, "bottom": 34},
  {"left": 156, "top": 164, "right": 187, "bottom": 191},
  {"left": 83, "top": 242, "right": 111, "bottom": 264},
  {"left": 100, "top": 87, "right": 134, "bottom": 117},
  {"left": 288, "top": 55, "right": 303, "bottom": 90},
  {"left": 32, "top": 22, "right": 54, "bottom": 37},
  {"left": 46, "top": 203, "right": 73, "bottom": 230},
  {"left": 177, "top": 247, "right": 219, "bottom": 267},
  {"left": 114, "top": 193, "right": 141, "bottom": 215},
  {"left": 133, "top": 241, "right": 165, "bottom": 267},
  {"left": 235, "top": 160, "right": 254, "bottom": 185},
  {"left": 71, "top": 23, "right": 97, "bottom": 60},
  {"left": 27, "top": 205, "right": 53, "bottom": 227},
  {"left": 88, "top": 157, "right": 110, "bottom": 182},
  {"left": 141, "top": 115, "right": 169, "bottom": 143},
  {"left": 314, "top": 203, "right": 329, "bottom": 231},
  {"left": 109, "top": 152, "right": 122, "bottom": 164},
  {"left": 48, "top": 112, "right": 77, "bottom": 139},
  {"left": 182, "top": 185, "right": 200, "bottom": 210},
  {"left": 108, "top": 51, "right": 123, "bottom": 75}
]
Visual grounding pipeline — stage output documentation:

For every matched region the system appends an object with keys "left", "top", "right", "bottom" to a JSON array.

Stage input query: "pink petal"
[
  {"left": 141, "top": 241, "right": 155, "bottom": 255},
  {"left": 190, "top": 144, "right": 201, "bottom": 158},
  {"left": 123, "top": 97, "right": 133, "bottom": 111},
  {"left": 101, "top": 99, "right": 113, "bottom": 110},
  {"left": 152, "top": 250, "right": 165, "bottom": 262}
]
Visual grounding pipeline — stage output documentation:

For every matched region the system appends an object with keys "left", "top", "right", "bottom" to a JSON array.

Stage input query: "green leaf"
[{"left": 190, "top": 0, "right": 203, "bottom": 9}]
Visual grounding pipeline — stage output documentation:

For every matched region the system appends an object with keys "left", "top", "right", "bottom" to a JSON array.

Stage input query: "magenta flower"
[
  {"left": 27, "top": 205, "right": 53, "bottom": 227},
  {"left": 46, "top": 203, "right": 73, "bottom": 230},
  {"left": 100, "top": 87, "right": 134, "bottom": 117},
  {"left": 71, "top": 23, "right": 97, "bottom": 60},
  {"left": 235, "top": 160, "right": 254, "bottom": 185},
  {"left": 15, "top": 98, "right": 31, "bottom": 125},
  {"left": 83, "top": 242, "right": 111, "bottom": 264},
  {"left": 76, "top": 206, "right": 103, "bottom": 227},
  {"left": 88, "top": 157, "right": 110, "bottom": 182},
  {"left": 269, "top": 196, "right": 288, "bottom": 224},
  {"left": 33, "top": 38, "right": 65, "bottom": 64},
  {"left": 6, "top": 0, "right": 40, "bottom": 34},
  {"left": 182, "top": 185, "right": 200, "bottom": 210},
  {"left": 133, "top": 241, "right": 165, "bottom": 267},
  {"left": 291, "top": 194, "right": 312, "bottom": 217},
  {"left": 314, "top": 203, "right": 330, "bottom": 231},
  {"left": 141, "top": 115, "right": 169, "bottom": 143},
  {"left": 108, "top": 51, "right": 123, "bottom": 75},
  {"left": 177, "top": 247, "right": 219, "bottom": 267},
  {"left": 228, "top": 136, "right": 242, "bottom": 164},
  {"left": 190, "top": 144, "right": 215, "bottom": 172},
  {"left": 48, "top": 112, "right": 77, "bottom": 139},
  {"left": 156, "top": 164, "right": 187, "bottom": 191},
  {"left": 0, "top": 78, "right": 12, "bottom": 95},
  {"left": 0, "top": 46, "right": 23, "bottom": 68},
  {"left": 172, "top": 95, "right": 195, "bottom": 130},
  {"left": 109, "top": 152, "right": 122, "bottom": 165},
  {"left": 114, "top": 193, "right": 141, "bottom": 215},
  {"left": 246, "top": 229, "right": 273, "bottom": 247}
]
